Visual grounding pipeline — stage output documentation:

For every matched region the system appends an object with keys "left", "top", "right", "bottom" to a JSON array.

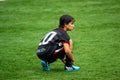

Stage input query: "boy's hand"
[{"left": 61, "top": 59, "right": 66, "bottom": 64}]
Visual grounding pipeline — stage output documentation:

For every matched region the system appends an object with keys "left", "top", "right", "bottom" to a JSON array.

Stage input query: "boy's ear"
[{"left": 64, "top": 23, "right": 68, "bottom": 27}]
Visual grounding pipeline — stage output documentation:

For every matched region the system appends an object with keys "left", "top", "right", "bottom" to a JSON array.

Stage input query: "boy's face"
[{"left": 65, "top": 21, "right": 74, "bottom": 31}]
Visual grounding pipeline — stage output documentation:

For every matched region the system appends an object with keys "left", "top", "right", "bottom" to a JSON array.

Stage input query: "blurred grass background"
[{"left": 0, "top": 0, "right": 120, "bottom": 80}]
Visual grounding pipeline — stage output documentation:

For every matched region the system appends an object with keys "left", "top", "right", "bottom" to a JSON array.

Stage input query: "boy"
[{"left": 36, "top": 15, "right": 80, "bottom": 71}]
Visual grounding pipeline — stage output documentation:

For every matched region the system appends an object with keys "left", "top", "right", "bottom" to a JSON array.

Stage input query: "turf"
[{"left": 0, "top": 0, "right": 120, "bottom": 80}]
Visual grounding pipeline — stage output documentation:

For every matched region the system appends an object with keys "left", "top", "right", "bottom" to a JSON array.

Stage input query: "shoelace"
[{"left": 65, "top": 66, "right": 73, "bottom": 71}]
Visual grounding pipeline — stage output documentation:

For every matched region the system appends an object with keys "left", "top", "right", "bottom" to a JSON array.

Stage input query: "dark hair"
[{"left": 59, "top": 15, "right": 75, "bottom": 27}]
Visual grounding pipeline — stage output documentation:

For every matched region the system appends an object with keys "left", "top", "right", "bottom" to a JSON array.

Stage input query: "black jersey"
[
  {"left": 39, "top": 28, "right": 70, "bottom": 47},
  {"left": 37, "top": 28, "right": 70, "bottom": 60}
]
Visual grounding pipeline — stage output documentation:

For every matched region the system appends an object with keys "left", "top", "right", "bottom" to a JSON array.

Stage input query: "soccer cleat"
[
  {"left": 65, "top": 66, "right": 73, "bottom": 71},
  {"left": 72, "top": 65, "right": 80, "bottom": 71},
  {"left": 41, "top": 60, "right": 50, "bottom": 71},
  {"left": 65, "top": 65, "right": 80, "bottom": 72}
]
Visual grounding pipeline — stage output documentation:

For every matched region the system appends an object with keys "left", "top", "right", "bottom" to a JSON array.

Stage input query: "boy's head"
[{"left": 59, "top": 15, "right": 75, "bottom": 31}]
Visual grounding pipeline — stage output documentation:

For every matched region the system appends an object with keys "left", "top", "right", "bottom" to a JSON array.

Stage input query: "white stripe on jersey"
[{"left": 55, "top": 47, "right": 64, "bottom": 53}]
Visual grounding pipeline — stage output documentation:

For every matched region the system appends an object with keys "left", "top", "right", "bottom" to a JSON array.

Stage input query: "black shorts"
[{"left": 36, "top": 44, "right": 65, "bottom": 63}]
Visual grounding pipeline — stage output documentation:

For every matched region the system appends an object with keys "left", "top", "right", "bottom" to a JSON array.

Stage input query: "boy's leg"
[
  {"left": 55, "top": 50, "right": 72, "bottom": 66},
  {"left": 46, "top": 54, "right": 57, "bottom": 63},
  {"left": 37, "top": 49, "right": 55, "bottom": 71},
  {"left": 55, "top": 50, "right": 80, "bottom": 71},
  {"left": 38, "top": 54, "right": 56, "bottom": 71},
  {"left": 65, "top": 55, "right": 80, "bottom": 71},
  {"left": 65, "top": 55, "right": 73, "bottom": 67},
  {"left": 37, "top": 45, "right": 58, "bottom": 71},
  {"left": 41, "top": 60, "right": 50, "bottom": 71}
]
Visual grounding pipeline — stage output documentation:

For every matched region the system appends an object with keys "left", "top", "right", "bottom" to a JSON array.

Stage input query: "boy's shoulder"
[
  {"left": 53, "top": 28, "right": 66, "bottom": 33},
  {"left": 53, "top": 28, "right": 69, "bottom": 38},
  {"left": 53, "top": 28, "right": 60, "bottom": 31}
]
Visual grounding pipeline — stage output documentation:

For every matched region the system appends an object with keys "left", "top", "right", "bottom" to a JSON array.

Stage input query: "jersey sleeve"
[
  {"left": 59, "top": 32, "right": 70, "bottom": 44},
  {"left": 54, "top": 28, "right": 70, "bottom": 45}
]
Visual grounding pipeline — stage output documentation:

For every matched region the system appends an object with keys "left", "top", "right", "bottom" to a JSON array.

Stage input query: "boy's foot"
[
  {"left": 65, "top": 65, "right": 80, "bottom": 72},
  {"left": 41, "top": 60, "right": 50, "bottom": 71},
  {"left": 72, "top": 65, "right": 80, "bottom": 70}
]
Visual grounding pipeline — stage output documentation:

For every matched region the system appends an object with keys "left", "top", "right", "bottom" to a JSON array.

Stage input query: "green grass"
[{"left": 0, "top": 0, "right": 120, "bottom": 80}]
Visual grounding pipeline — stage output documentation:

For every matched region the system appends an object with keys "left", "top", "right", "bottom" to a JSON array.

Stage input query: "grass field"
[{"left": 0, "top": 0, "right": 120, "bottom": 80}]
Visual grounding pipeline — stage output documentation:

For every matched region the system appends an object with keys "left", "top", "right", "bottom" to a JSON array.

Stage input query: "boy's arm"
[
  {"left": 69, "top": 39, "right": 73, "bottom": 51},
  {"left": 63, "top": 43, "right": 74, "bottom": 64}
]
